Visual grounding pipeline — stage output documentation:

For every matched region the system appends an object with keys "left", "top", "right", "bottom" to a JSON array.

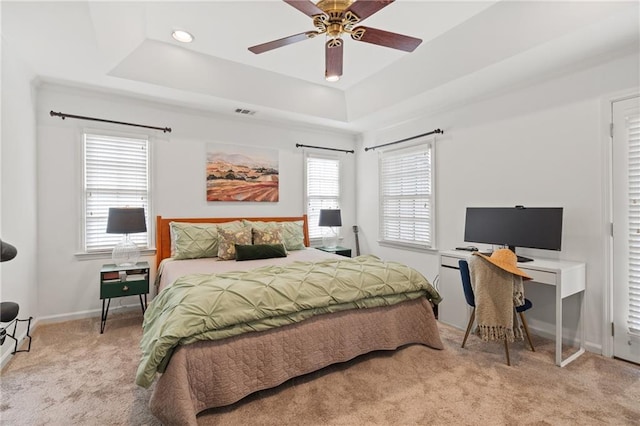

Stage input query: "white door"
[{"left": 612, "top": 95, "right": 640, "bottom": 364}]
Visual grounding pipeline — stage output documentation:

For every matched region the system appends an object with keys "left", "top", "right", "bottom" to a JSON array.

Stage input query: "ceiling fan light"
[
  {"left": 172, "top": 30, "right": 194, "bottom": 43},
  {"left": 325, "top": 74, "right": 340, "bottom": 82}
]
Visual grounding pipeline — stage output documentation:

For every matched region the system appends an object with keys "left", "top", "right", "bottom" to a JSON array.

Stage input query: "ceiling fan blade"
[
  {"left": 249, "top": 31, "right": 319, "bottom": 54},
  {"left": 344, "top": 0, "right": 394, "bottom": 23},
  {"left": 283, "top": 0, "right": 326, "bottom": 18},
  {"left": 351, "top": 26, "right": 422, "bottom": 52},
  {"left": 325, "top": 40, "right": 343, "bottom": 80}
]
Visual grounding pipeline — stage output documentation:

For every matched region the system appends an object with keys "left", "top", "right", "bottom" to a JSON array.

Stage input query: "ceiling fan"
[{"left": 248, "top": 0, "right": 422, "bottom": 82}]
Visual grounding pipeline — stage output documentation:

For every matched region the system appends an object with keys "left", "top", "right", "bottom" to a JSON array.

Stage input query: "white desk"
[{"left": 439, "top": 250, "right": 586, "bottom": 367}]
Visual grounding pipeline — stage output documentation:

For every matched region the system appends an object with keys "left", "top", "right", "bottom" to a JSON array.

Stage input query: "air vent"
[{"left": 234, "top": 108, "right": 257, "bottom": 116}]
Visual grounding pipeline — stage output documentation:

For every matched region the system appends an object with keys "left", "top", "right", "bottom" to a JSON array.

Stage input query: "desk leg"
[
  {"left": 556, "top": 289, "right": 586, "bottom": 367},
  {"left": 555, "top": 286, "right": 562, "bottom": 366},
  {"left": 558, "top": 291, "right": 586, "bottom": 367}
]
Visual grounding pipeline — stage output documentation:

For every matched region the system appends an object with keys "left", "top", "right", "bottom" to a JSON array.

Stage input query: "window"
[
  {"left": 83, "top": 133, "right": 150, "bottom": 252},
  {"left": 379, "top": 140, "right": 434, "bottom": 250},
  {"left": 305, "top": 154, "right": 340, "bottom": 240}
]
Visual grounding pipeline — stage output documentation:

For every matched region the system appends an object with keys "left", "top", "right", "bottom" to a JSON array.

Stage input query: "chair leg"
[
  {"left": 504, "top": 337, "right": 511, "bottom": 366},
  {"left": 519, "top": 312, "right": 535, "bottom": 352},
  {"left": 461, "top": 308, "right": 475, "bottom": 348}
]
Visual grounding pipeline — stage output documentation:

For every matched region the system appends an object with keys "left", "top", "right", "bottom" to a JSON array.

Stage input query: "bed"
[{"left": 141, "top": 215, "right": 444, "bottom": 425}]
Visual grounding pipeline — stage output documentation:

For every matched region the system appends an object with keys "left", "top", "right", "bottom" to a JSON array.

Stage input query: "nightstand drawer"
[{"left": 100, "top": 279, "right": 148, "bottom": 299}]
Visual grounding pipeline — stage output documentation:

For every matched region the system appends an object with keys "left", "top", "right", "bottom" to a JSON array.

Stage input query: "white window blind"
[
  {"left": 306, "top": 155, "right": 340, "bottom": 240},
  {"left": 627, "top": 114, "right": 640, "bottom": 336},
  {"left": 379, "top": 142, "right": 434, "bottom": 249},
  {"left": 83, "top": 133, "right": 150, "bottom": 252}
]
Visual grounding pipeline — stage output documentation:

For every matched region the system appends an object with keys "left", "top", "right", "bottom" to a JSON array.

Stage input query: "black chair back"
[{"left": 458, "top": 260, "right": 476, "bottom": 307}]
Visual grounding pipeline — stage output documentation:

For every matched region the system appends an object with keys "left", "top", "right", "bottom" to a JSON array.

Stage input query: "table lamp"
[
  {"left": 106, "top": 207, "right": 147, "bottom": 266},
  {"left": 318, "top": 209, "right": 342, "bottom": 249}
]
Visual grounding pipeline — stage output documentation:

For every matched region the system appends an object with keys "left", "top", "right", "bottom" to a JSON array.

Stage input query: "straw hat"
[{"left": 473, "top": 248, "right": 532, "bottom": 280}]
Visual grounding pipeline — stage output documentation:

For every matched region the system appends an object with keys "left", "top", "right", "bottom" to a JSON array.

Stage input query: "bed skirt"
[{"left": 148, "top": 297, "right": 443, "bottom": 425}]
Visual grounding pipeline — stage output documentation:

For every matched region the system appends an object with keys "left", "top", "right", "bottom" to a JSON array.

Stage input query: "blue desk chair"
[{"left": 458, "top": 259, "right": 535, "bottom": 365}]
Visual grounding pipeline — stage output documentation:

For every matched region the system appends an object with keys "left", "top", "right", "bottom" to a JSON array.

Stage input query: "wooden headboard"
[{"left": 155, "top": 215, "right": 310, "bottom": 269}]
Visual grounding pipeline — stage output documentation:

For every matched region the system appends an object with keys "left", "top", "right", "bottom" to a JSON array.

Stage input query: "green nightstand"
[
  {"left": 316, "top": 246, "right": 352, "bottom": 258},
  {"left": 100, "top": 261, "right": 149, "bottom": 334}
]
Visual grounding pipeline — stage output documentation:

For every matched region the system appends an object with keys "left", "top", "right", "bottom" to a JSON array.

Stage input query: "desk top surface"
[{"left": 440, "top": 249, "right": 585, "bottom": 274}]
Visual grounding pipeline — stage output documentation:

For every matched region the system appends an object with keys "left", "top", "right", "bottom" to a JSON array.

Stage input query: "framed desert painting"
[{"left": 206, "top": 144, "right": 279, "bottom": 202}]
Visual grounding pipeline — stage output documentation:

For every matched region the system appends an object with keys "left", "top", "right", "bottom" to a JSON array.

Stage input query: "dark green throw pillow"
[{"left": 235, "top": 243, "right": 287, "bottom": 261}]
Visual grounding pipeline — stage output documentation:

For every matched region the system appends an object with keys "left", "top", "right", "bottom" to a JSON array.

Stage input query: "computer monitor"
[{"left": 464, "top": 206, "right": 563, "bottom": 262}]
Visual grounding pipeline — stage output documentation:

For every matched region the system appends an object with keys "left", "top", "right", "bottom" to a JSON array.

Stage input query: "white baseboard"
[
  {"left": 525, "top": 320, "right": 602, "bottom": 355},
  {"left": 36, "top": 303, "right": 142, "bottom": 325}
]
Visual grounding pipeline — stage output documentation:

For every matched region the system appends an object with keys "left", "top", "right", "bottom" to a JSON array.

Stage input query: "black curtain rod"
[
  {"left": 364, "top": 128, "right": 443, "bottom": 152},
  {"left": 50, "top": 111, "right": 172, "bottom": 133},
  {"left": 296, "top": 143, "right": 354, "bottom": 154}
]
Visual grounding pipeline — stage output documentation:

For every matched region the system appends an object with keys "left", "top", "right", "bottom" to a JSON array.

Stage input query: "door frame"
[{"left": 603, "top": 90, "right": 640, "bottom": 358}]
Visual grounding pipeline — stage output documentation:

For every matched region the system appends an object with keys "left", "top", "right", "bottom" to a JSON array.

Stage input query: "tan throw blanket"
[{"left": 469, "top": 255, "right": 524, "bottom": 342}]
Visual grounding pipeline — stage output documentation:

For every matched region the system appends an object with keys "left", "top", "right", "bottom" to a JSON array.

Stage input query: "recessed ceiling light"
[
  {"left": 325, "top": 74, "right": 340, "bottom": 83},
  {"left": 172, "top": 30, "right": 194, "bottom": 43}
]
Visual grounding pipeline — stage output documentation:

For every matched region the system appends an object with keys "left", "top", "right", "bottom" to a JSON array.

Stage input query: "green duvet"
[{"left": 136, "top": 255, "right": 441, "bottom": 388}]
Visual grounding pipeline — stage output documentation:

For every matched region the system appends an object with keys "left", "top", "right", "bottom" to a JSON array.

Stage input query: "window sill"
[
  {"left": 378, "top": 240, "right": 439, "bottom": 253},
  {"left": 74, "top": 248, "right": 157, "bottom": 261}
]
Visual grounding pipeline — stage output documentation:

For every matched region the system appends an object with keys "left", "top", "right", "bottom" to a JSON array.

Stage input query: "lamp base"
[
  {"left": 112, "top": 235, "right": 140, "bottom": 267},
  {"left": 322, "top": 227, "right": 339, "bottom": 249}
]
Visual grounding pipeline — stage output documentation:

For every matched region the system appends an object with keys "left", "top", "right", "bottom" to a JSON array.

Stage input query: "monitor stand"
[{"left": 508, "top": 246, "right": 533, "bottom": 263}]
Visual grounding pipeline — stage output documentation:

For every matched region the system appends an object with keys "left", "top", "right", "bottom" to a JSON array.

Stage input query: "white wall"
[
  {"left": 35, "top": 84, "right": 357, "bottom": 318},
  {"left": 356, "top": 52, "right": 640, "bottom": 352},
  {"left": 1, "top": 40, "right": 38, "bottom": 362},
  {"left": 6, "top": 30, "right": 637, "bottom": 356}
]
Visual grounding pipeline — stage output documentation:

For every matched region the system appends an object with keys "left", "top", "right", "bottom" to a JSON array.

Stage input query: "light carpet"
[{"left": 1, "top": 310, "right": 639, "bottom": 425}]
